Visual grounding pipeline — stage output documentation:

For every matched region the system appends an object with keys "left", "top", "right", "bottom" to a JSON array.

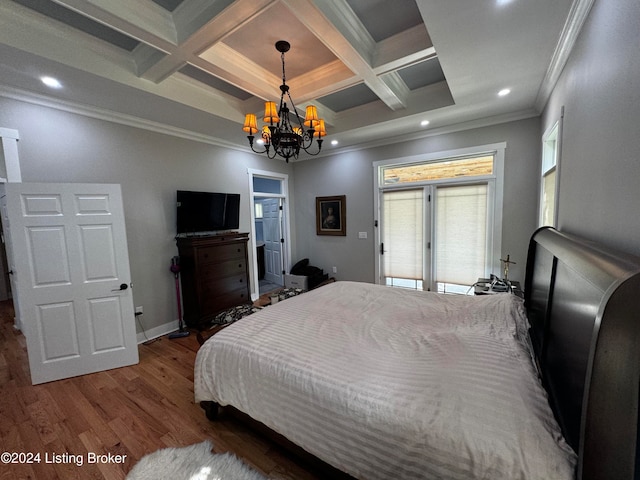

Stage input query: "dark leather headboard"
[{"left": 524, "top": 227, "right": 640, "bottom": 480}]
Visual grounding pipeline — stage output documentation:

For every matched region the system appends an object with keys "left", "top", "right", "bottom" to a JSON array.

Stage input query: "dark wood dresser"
[{"left": 176, "top": 233, "right": 250, "bottom": 329}]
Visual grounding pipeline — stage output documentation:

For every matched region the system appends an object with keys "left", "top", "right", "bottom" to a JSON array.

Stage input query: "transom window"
[{"left": 382, "top": 155, "right": 494, "bottom": 185}]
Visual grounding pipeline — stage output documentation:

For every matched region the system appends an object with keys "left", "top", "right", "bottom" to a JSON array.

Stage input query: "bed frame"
[
  {"left": 201, "top": 227, "right": 640, "bottom": 479},
  {"left": 524, "top": 227, "right": 640, "bottom": 480}
]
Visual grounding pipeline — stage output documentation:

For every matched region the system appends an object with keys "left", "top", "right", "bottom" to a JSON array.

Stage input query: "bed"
[{"left": 195, "top": 227, "right": 640, "bottom": 479}]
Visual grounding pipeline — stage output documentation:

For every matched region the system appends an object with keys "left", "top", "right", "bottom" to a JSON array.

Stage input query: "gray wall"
[
  {"left": 292, "top": 117, "right": 541, "bottom": 285},
  {"left": 0, "top": 96, "right": 293, "bottom": 334},
  {"left": 541, "top": 0, "right": 640, "bottom": 257}
]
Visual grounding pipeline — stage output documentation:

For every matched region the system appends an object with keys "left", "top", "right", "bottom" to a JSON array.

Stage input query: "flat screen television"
[{"left": 176, "top": 190, "right": 240, "bottom": 234}]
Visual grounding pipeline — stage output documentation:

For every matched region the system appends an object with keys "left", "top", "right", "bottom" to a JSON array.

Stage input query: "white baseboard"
[{"left": 136, "top": 318, "right": 180, "bottom": 344}]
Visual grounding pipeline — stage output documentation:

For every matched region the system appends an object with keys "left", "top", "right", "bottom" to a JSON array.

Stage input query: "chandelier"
[{"left": 243, "top": 40, "right": 326, "bottom": 163}]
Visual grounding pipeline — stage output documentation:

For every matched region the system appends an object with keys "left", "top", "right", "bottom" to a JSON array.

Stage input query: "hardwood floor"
[{"left": 0, "top": 300, "right": 340, "bottom": 480}]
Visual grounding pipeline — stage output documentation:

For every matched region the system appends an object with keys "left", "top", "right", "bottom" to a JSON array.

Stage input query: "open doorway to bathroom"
[{"left": 248, "top": 169, "right": 291, "bottom": 297}]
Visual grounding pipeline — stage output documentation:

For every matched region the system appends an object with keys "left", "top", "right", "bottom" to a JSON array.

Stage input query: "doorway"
[{"left": 248, "top": 169, "right": 291, "bottom": 298}]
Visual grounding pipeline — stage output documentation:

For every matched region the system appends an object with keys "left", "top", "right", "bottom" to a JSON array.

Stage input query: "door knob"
[{"left": 112, "top": 283, "right": 128, "bottom": 292}]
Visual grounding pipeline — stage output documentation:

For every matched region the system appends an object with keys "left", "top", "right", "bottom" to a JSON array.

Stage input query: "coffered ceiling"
[{"left": 0, "top": 0, "right": 583, "bottom": 159}]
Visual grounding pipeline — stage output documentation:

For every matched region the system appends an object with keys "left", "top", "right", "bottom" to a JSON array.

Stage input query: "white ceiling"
[{"left": 0, "top": 0, "right": 584, "bottom": 159}]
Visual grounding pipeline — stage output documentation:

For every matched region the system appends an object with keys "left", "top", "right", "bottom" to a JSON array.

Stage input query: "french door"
[
  {"left": 376, "top": 144, "right": 504, "bottom": 292},
  {"left": 381, "top": 183, "right": 491, "bottom": 292}
]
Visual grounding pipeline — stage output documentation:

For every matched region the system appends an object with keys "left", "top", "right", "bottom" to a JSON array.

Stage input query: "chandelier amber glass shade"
[
  {"left": 313, "top": 119, "right": 326, "bottom": 138},
  {"left": 304, "top": 105, "right": 319, "bottom": 128},
  {"left": 263, "top": 102, "right": 279, "bottom": 124},
  {"left": 242, "top": 114, "right": 258, "bottom": 134}
]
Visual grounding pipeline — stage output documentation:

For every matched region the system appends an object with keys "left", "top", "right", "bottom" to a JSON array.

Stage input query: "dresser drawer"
[
  {"left": 201, "top": 288, "right": 250, "bottom": 316},
  {"left": 199, "top": 259, "right": 247, "bottom": 280},
  {"left": 197, "top": 243, "right": 245, "bottom": 265},
  {"left": 199, "top": 272, "right": 248, "bottom": 297}
]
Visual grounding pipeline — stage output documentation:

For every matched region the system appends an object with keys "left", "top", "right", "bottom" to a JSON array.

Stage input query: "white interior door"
[
  {"left": 5, "top": 183, "right": 139, "bottom": 385},
  {"left": 262, "top": 198, "right": 283, "bottom": 285}
]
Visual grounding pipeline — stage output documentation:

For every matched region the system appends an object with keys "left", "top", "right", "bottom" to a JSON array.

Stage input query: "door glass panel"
[
  {"left": 435, "top": 184, "right": 488, "bottom": 287},
  {"left": 383, "top": 189, "right": 423, "bottom": 286}
]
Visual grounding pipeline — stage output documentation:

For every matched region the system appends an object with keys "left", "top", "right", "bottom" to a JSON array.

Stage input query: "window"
[
  {"left": 254, "top": 202, "right": 264, "bottom": 219},
  {"left": 540, "top": 122, "right": 559, "bottom": 227}
]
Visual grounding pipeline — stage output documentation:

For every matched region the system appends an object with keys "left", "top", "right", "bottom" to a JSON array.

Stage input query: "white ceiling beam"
[
  {"left": 0, "top": 0, "right": 136, "bottom": 75},
  {"left": 197, "top": 42, "right": 282, "bottom": 100},
  {"left": 52, "top": 0, "right": 177, "bottom": 49},
  {"left": 286, "top": 0, "right": 408, "bottom": 111},
  {"left": 137, "top": 0, "right": 275, "bottom": 82},
  {"left": 373, "top": 24, "right": 436, "bottom": 75},
  {"left": 286, "top": 60, "right": 357, "bottom": 101}
]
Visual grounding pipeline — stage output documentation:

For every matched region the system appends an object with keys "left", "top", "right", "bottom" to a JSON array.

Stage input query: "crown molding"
[
  {"left": 535, "top": 0, "right": 596, "bottom": 112},
  {"left": 296, "top": 109, "right": 539, "bottom": 162},
  {"left": 0, "top": 86, "right": 247, "bottom": 153}
]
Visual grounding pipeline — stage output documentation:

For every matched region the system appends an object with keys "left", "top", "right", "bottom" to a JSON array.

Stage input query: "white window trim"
[
  {"left": 373, "top": 143, "right": 505, "bottom": 288},
  {"left": 539, "top": 114, "right": 563, "bottom": 228}
]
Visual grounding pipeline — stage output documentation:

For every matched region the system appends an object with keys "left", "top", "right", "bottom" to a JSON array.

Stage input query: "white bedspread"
[{"left": 195, "top": 281, "right": 576, "bottom": 479}]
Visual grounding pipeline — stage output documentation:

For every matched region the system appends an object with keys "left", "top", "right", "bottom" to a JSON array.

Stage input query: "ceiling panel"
[
  {"left": 179, "top": 64, "right": 253, "bottom": 100},
  {"left": 220, "top": 2, "right": 339, "bottom": 81},
  {"left": 398, "top": 57, "right": 446, "bottom": 90},
  {"left": 152, "top": 0, "right": 184, "bottom": 12},
  {"left": 12, "top": 0, "right": 140, "bottom": 51},
  {"left": 345, "top": 0, "right": 423, "bottom": 42},
  {"left": 318, "top": 83, "right": 380, "bottom": 112}
]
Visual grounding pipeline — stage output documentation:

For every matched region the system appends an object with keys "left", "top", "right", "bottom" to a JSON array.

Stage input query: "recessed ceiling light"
[
  {"left": 498, "top": 88, "right": 511, "bottom": 97},
  {"left": 331, "top": 140, "right": 338, "bottom": 146},
  {"left": 420, "top": 120, "right": 430, "bottom": 127},
  {"left": 41, "top": 76, "right": 62, "bottom": 89}
]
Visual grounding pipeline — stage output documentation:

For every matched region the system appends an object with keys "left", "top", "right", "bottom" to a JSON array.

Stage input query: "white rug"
[{"left": 126, "top": 440, "right": 267, "bottom": 480}]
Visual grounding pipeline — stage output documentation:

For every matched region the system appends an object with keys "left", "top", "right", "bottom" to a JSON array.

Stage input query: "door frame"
[
  {"left": 0, "top": 127, "right": 22, "bottom": 329},
  {"left": 373, "top": 143, "right": 505, "bottom": 289},
  {"left": 248, "top": 168, "right": 291, "bottom": 300}
]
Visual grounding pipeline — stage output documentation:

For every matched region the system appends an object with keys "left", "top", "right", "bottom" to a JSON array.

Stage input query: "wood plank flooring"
[{"left": 0, "top": 300, "right": 338, "bottom": 480}]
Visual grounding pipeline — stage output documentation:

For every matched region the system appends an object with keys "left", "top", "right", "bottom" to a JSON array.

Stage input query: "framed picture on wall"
[{"left": 316, "top": 195, "right": 346, "bottom": 236}]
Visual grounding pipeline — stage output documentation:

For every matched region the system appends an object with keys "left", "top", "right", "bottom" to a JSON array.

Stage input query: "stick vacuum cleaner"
[{"left": 168, "top": 256, "right": 190, "bottom": 339}]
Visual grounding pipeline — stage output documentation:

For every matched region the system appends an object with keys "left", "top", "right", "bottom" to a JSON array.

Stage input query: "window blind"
[
  {"left": 383, "top": 189, "right": 423, "bottom": 280},
  {"left": 541, "top": 169, "right": 556, "bottom": 227},
  {"left": 435, "top": 184, "right": 487, "bottom": 285}
]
